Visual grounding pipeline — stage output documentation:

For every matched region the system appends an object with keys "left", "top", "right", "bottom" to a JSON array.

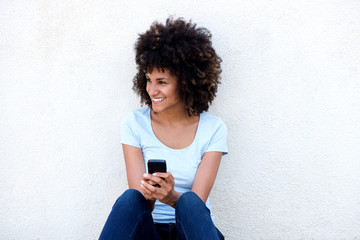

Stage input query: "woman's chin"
[{"left": 151, "top": 106, "right": 161, "bottom": 113}]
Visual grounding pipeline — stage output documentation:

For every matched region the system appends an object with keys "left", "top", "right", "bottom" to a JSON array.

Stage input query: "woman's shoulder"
[
  {"left": 123, "top": 107, "right": 149, "bottom": 120},
  {"left": 200, "top": 111, "right": 226, "bottom": 127},
  {"left": 121, "top": 108, "right": 150, "bottom": 127}
]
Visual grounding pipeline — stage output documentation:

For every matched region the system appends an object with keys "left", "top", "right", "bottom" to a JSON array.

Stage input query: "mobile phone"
[
  {"left": 147, "top": 159, "right": 167, "bottom": 174},
  {"left": 147, "top": 159, "right": 166, "bottom": 187}
]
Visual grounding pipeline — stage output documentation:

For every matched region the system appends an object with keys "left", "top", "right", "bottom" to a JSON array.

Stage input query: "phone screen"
[{"left": 147, "top": 159, "right": 167, "bottom": 174}]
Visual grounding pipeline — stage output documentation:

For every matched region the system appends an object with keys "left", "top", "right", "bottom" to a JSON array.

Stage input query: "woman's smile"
[{"left": 152, "top": 97, "right": 166, "bottom": 103}]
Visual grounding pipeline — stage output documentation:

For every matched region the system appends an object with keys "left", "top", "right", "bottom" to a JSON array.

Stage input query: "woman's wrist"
[
  {"left": 147, "top": 199, "right": 156, "bottom": 211},
  {"left": 169, "top": 190, "right": 181, "bottom": 209}
]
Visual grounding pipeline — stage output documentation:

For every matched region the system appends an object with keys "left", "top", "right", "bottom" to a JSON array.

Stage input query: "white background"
[{"left": 1, "top": 0, "right": 360, "bottom": 239}]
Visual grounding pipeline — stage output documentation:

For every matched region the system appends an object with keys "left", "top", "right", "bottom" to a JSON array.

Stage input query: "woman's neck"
[{"left": 150, "top": 107, "right": 191, "bottom": 126}]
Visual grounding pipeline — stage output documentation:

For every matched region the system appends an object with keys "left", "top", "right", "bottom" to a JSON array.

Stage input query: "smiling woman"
[
  {"left": 99, "top": 17, "right": 227, "bottom": 240},
  {"left": 145, "top": 68, "right": 182, "bottom": 115}
]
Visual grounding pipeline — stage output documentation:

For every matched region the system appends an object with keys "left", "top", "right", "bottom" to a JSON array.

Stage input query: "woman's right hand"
[
  {"left": 139, "top": 174, "right": 157, "bottom": 201},
  {"left": 138, "top": 174, "right": 157, "bottom": 211}
]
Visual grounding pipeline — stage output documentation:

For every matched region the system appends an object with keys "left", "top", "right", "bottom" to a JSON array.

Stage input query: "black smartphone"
[
  {"left": 147, "top": 159, "right": 167, "bottom": 187},
  {"left": 147, "top": 159, "right": 167, "bottom": 174}
]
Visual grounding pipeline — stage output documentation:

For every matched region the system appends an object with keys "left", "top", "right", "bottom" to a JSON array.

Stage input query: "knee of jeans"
[
  {"left": 176, "top": 192, "right": 202, "bottom": 213},
  {"left": 123, "top": 188, "right": 143, "bottom": 198},
  {"left": 178, "top": 191, "right": 200, "bottom": 203},
  {"left": 114, "top": 189, "right": 147, "bottom": 209}
]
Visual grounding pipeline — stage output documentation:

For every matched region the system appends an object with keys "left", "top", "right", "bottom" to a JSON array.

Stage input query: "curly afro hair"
[{"left": 133, "top": 17, "right": 222, "bottom": 116}]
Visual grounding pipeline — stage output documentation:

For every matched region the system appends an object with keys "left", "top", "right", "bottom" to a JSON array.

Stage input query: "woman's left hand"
[{"left": 140, "top": 172, "right": 181, "bottom": 208}]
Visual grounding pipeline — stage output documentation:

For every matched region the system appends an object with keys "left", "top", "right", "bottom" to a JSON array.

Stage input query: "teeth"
[{"left": 153, "top": 98, "right": 165, "bottom": 102}]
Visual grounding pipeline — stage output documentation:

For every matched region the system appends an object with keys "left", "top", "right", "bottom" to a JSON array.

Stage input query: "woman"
[{"left": 99, "top": 17, "right": 228, "bottom": 240}]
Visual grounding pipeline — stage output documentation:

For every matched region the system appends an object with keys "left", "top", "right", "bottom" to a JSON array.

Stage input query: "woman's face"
[{"left": 146, "top": 68, "right": 183, "bottom": 114}]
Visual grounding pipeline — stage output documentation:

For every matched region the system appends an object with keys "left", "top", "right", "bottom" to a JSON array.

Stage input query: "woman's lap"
[{"left": 99, "top": 189, "right": 224, "bottom": 240}]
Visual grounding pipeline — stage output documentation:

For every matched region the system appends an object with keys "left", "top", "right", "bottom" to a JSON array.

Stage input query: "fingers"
[
  {"left": 152, "top": 172, "right": 175, "bottom": 186},
  {"left": 141, "top": 173, "right": 176, "bottom": 204},
  {"left": 140, "top": 180, "right": 157, "bottom": 200},
  {"left": 141, "top": 173, "right": 172, "bottom": 193},
  {"left": 153, "top": 172, "right": 173, "bottom": 181},
  {"left": 143, "top": 173, "right": 169, "bottom": 187},
  {"left": 140, "top": 179, "right": 156, "bottom": 193},
  {"left": 141, "top": 174, "right": 161, "bottom": 188},
  {"left": 146, "top": 179, "right": 157, "bottom": 186}
]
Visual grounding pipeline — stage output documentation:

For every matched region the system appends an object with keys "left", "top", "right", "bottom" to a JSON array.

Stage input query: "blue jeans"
[{"left": 99, "top": 189, "right": 225, "bottom": 240}]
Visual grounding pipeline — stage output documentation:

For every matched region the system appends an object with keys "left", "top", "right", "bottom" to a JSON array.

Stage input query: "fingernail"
[
  {"left": 141, "top": 180, "right": 145, "bottom": 184},
  {"left": 153, "top": 173, "right": 157, "bottom": 176},
  {"left": 144, "top": 173, "right": 148, "bottom": 177}
]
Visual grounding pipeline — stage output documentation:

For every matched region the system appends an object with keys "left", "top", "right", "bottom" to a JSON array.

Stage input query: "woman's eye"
[
  {"left": 159, "top": 81, "right": 166, "bottom": 85},
  {"left": 146, "top": 78, "right": 151, "bottom": 82}
]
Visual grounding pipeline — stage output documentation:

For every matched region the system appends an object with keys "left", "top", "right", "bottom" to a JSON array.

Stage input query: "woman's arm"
[
  {"left": 191, "top": 151, "right": 223, "bottom": 203},
  {"left": 122, "top": 144, "right": 156, "bottom": 209}
]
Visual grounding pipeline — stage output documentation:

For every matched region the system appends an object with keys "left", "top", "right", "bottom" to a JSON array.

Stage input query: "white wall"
[{"left": 1, "top": 0, "right": 360, "bottom": 239}]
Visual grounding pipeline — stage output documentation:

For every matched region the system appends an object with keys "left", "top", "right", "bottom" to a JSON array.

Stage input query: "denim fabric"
[
  {"left": 176, "top": 192, "right": 224, "bottom": 240},
  {"left": 99, "top": 189, "right": 224, "bottom": 240}
]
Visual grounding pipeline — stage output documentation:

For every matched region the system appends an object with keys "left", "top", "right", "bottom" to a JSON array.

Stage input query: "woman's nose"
[{"left": 147, "top": 83, "right": 158, "bottom": 95}]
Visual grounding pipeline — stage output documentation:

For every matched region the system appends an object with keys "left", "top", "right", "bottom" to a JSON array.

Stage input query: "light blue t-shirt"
[{"left": 120, "top": 108, "right": 228, "bottom": 223}]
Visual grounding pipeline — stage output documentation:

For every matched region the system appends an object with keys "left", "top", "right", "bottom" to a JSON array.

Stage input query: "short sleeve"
[
  {"left": 120, "top": 112, "right": 141, "bottom": 148},
  {"left": 206, "top": 120, "right": 228, "bottom": 156}
]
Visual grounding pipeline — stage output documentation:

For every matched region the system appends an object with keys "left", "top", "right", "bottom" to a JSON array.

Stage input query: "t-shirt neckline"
[{"left": 147, "top": 108, "right": 202, "bottom": 151}]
